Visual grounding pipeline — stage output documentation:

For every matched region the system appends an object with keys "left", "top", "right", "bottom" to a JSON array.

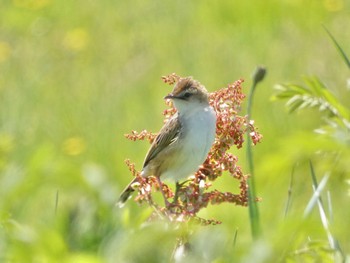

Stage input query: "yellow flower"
[
  {"left": 323, "top": 0, "right": 343, "bottom": 12},
  {"left": 0, "top": 133, "right": 14, "bottom": 153},
  {"left": 0, "top": 42, "right": 11, "bottom": 63},
  {"left": 63, "top": 28, "right": 90, "bottom": 52},
  {"left": 12, "top": 0, "right": 51, "bottom": 10},
  {"left": 62, "top": 137, "right": 86, "bottom": 156}
]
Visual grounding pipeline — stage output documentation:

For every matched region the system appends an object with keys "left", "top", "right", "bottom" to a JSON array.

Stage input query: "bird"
[{"left": 117, "top": 77, "right": 217, "bottom": 207}]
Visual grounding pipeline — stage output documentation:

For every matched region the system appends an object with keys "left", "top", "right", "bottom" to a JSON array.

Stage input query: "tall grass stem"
[{"left": 246, "top": 66, "right": 266, "bottom": 238}]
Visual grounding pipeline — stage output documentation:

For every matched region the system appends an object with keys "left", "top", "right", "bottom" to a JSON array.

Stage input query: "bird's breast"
[
  {"left": 161, "top": 105, "right": 216, "bottom": 181},
  {"left": 182, "top": 106, "right": 216, "bottom": 160}
]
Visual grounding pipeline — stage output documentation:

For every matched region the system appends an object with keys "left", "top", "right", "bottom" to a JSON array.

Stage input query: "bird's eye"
[{"left": 183, "top": 92, "right": 192, "bottom": 99}]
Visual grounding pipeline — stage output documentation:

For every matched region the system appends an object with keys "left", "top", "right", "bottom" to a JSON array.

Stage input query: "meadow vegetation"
[{"left": 1, "top": 1, "right": 349, "bottom": 262}]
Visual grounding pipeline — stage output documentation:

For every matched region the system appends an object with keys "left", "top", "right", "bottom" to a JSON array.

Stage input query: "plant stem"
[{"left": 246, "top": 66, "right": 266, "bottom": 238}]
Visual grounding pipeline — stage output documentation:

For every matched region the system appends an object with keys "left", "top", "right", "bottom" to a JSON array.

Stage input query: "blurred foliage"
[
  {"left": 274, "top": 76, "right": 350, "bottom": 144},
  {"left": 273, "top": 27, "right": 350, "bottom": 262},
  {"left": 1, "top": 0, "right": 350, "bottom": 262}
]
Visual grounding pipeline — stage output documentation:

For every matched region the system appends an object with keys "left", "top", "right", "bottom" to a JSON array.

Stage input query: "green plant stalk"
[
  {"left": 246, "top": 66, "right": 266, "bottom": 238},
  {"left": 323, "top": 25, "right": 350, "bottom": 69},
  {"left": 284, "top": 164, "right": 295, "bottom": 218},
  {"left": 304, "top": 162, "right": 333, "bottom": 220},
  {"left": 307, "top": 164, "right": 346, "bottom": 261},
  {"left": 246, "top": 133, "right": 260, "bottom": 238}
]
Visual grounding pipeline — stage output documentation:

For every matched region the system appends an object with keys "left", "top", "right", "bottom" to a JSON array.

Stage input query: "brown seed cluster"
[
  {"left": 123, "top": 74, "right": 262, "bottom": 224},
  {"left": 124, "top": 130, "right": 157, "bottom": 143}
]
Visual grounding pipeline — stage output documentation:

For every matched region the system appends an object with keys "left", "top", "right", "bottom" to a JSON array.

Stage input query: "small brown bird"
[{"left": 117, "top": 77, "right": 217, "bottom": 207}]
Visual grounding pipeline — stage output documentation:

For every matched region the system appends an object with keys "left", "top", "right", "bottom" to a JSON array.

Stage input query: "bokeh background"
[{"left": 1, "top": 0, "right": 350, "bottom": 262}]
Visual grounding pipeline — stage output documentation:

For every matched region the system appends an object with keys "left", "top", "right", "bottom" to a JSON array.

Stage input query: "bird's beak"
[{"left": 164, "top": 93, "right": 174, "bottom": 100}]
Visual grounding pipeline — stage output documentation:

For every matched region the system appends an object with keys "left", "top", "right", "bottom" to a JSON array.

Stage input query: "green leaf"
[
  {"left": 323, "top": 25, "right": 350, "bottom": 69},
  {"left": 274, "top": 77, "right": 350, "bottom": 122}
]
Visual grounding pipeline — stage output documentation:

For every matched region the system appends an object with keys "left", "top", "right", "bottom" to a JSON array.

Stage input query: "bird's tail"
[{"left": 117, "top": 178, "right": 138, "bottom": 208}]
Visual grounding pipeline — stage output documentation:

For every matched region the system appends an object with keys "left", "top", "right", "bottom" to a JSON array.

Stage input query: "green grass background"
[{"left": 1, "top": 0, "right": 350, "bottom": 262}]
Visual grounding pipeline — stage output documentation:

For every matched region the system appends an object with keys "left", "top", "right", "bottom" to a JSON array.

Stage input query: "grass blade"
[
  {"left": 303, "top": 172, "right": 329, "bottom": 218},
  {"left": 284, "top": 164, "right": 295, "bottom": 218},
  {"left": 323, "top": 25, "right": 350, "bottom": 69}
]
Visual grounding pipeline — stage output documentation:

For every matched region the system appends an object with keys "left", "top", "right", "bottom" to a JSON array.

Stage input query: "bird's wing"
[{"left": 143, "top": 114, "right": 181, "bottom": 168}]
